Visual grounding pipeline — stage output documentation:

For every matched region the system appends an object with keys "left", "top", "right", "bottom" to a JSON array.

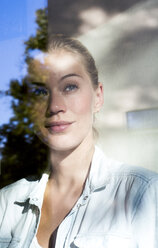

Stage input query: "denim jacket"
[{"left": 0, "top": 146, "right": 158, "bottom": 248}]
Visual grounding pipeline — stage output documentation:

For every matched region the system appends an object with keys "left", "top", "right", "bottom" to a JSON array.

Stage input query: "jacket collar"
[
  {"left": 87, "top": 146, "right": 111, "bottom": 192},
  {"left": 14, "top": 173, "right": 49, "bottom": 207},
  {"left": 29, "top": 173, "right": 49, "bottom": 206},
  {"left": 15, "top": 146, "right": 118, "bottom": 207}
]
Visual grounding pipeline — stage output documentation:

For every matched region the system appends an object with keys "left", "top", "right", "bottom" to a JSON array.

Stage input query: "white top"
[{"left": 30, "top": 237, "right": 42, "bottom": 248}]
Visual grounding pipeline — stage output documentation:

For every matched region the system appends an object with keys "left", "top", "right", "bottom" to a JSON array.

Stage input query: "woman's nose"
[{"left": 46, "top": 92, "right": 66, "bottom": 117}]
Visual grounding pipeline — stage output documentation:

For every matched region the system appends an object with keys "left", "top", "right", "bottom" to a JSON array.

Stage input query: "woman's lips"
[{"left": 45, "top": 121, "right": 74, "bottom": 133}]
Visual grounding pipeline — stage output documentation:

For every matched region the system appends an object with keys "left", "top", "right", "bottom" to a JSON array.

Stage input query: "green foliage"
[
  {"left": 0, "top": 7, "right": 49, "bottom": 188},
  {"left": 25, "top": 8, "right": 48, "bottom": 56},
  {"left": 0, "top": 123, "right": 48, "bottom": 187}
]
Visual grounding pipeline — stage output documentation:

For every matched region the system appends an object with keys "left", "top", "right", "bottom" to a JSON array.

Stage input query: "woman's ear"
[{"left": 93, "top": 83, "right": 104, "bottom": 113}]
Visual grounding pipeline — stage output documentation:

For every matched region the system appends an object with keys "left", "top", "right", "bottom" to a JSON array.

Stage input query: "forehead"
[{"left": 44, "top": 50, "right": 86, "bottom": 76}]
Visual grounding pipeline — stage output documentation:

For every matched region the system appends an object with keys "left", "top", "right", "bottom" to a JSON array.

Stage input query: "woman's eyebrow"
[
  {"left": 31, "top": 82, "right": 46, "bottom": 86},
  {"left": 61, "top": 73, "right": 82, "bottom": 80}
]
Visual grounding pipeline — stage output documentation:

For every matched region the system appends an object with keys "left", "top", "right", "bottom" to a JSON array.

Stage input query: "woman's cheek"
[
  {"left": 30, "top": 101, "right": 47, "bottom": 126},
  {"left": 68, "top": 93, "right": 94, "bottom": 115}
]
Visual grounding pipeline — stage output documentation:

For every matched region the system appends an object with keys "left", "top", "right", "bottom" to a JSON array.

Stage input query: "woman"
[{"left": 0, "top": 35, "right": 158, "bottom": 248}]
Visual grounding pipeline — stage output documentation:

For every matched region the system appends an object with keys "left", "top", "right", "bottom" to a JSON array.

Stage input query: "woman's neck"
[{"left": 48, "top": 134, "right": 95, "bottom": 192}]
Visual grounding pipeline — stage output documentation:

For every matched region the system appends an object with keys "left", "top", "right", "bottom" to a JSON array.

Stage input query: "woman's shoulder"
[
  {"left": 113, "top": 163, "right": 158, "bottom": 200},
  {"left": 110, "top": 160, "right": 158, "bottom": 183},
  {"left": 95, "top": 146, "right": 158, "bottom": 188},
  {"left": 0, "top": 177, "right": 38, "bottom": 201},
  {"left": 0, "top": 174, "right": 48, "bottom": 203}
]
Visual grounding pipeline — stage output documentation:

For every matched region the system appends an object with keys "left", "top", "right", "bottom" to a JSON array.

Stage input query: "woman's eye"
[
  {"left": 33, "top": 87, "right": 48, "bottom": 96},
  {"left": 64, "top": 84, "right": 78, "bottom": 92}
]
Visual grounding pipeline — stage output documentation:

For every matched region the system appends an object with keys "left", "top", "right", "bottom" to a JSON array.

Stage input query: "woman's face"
[{"left": 30, "top": 50, "right": 103, "bottom": 151}]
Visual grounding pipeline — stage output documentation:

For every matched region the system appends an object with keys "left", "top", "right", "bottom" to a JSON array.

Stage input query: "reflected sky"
[{"left": 0, "top": 0, "right": 47, "bottom": 125}]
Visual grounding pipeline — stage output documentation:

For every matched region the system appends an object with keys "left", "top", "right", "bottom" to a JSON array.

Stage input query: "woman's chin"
[
  {"left": 47, "top": 138, "right": 79, "bottom": 152},
  {"left": 37, "top": 133, "right": 78, "bottom": 152}
]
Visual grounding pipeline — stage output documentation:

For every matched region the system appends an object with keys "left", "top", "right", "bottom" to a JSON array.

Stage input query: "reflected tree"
[{"left": 0, "top": 8, "right": 49, "bottom": 188}]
